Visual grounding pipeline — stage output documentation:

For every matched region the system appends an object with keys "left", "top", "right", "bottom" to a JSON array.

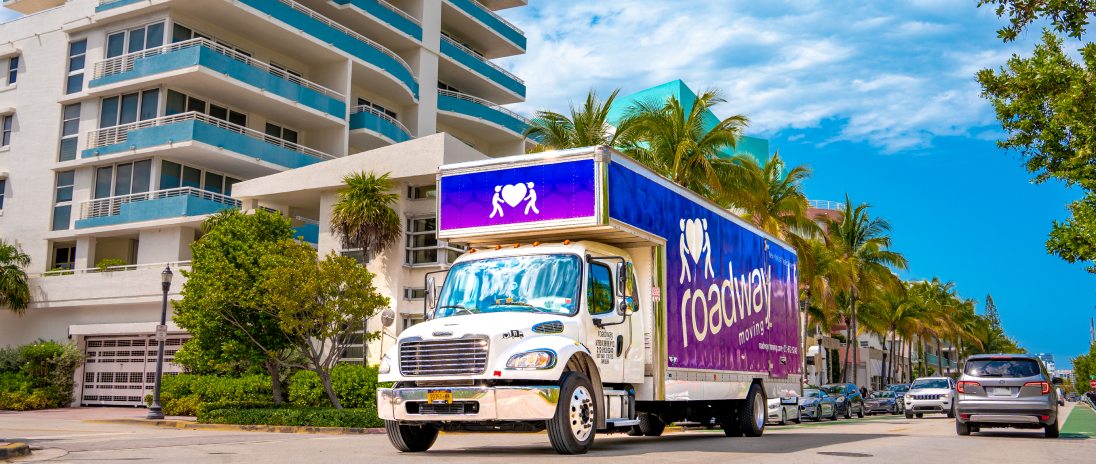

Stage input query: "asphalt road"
[{"left": 2, "top": 403, "right": 1093, "bottom": 463}]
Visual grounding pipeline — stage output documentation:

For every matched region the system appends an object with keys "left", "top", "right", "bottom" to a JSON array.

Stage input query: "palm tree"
[
  {"left": 827, "top": 195, "right": 909, "bottom": 384},
  {"left": 523, "top": 88, "right": 636, "bottom": 151},
  {"left": 329, "top": 172, "right": 402, "bottom": 259},
  {"left": 622, "top": 88, "right": 753, "bottom": 205},
  {"left": 797, "top": 237, "right": 850, "bottom": 384},
  {"left": 0, "top": 240, "right": 31, "bottom": 315},
  {"left": 730, "top": 151, "right": 821, "bottom": 242}
]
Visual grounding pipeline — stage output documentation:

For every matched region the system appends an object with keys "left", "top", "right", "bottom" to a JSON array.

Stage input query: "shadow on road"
[{"left": 427, "top": 432, "right": 895, "bottom": 457}]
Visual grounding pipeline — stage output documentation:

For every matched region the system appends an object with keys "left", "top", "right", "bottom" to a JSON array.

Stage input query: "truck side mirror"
[
  {"left": 616, "top": 262, "right": 627, "bottom": 297},
  {"left": 425, "top": 276, "right": 438, "bottom": 318},
  {"left": 617, "top": 300, "right": 633, "bottom": 317}
]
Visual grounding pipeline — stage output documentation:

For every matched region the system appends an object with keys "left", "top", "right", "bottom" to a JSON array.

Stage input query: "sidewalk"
[{"left": 0, "top": 407, "right": 195, "bottom": 422}]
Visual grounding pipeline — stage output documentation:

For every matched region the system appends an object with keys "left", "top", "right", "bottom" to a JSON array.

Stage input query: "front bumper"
[
  {"left": 905, "top": 398, "right": 951, "bottom": 413},
  {"left": 865, "top": 402, "right": 897, "bottom": 413},
  {"left": 378, "top": 386, "right": 560, "bottom": 422}
]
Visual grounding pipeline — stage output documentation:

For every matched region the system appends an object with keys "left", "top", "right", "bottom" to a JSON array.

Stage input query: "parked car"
[
  {"left": 955, "top": 354, "right": 1063, "bottom": 437},
  {"left": 1056, "top": 388, "right": 1065, "bottom": 406},
  {"left": 904, "top": 376, "right": 956, "bottom": 418},
  {"left": 821, "top": 383, "right": 864, "bottom": 419},
  {"left": 865, "top": 391, "right": 903, "bottom": 415},
  {"left": 800, "top": 388, "right": 838, "bottom": 422},
  {"left": 767, "top": 394, "right": 801, "bottom": 425},
  {"left": 885, "top": 383, "right": 911, "bottom": 394}
]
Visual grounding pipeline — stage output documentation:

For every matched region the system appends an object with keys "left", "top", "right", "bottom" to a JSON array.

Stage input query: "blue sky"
[{"left": 3, "top": 2, "right": 1091, "bottom": 367}]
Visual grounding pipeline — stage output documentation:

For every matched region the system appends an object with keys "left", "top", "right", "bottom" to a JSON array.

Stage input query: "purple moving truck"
[{"left": 377, "top": 146, "right": 801, "bottom": 454}]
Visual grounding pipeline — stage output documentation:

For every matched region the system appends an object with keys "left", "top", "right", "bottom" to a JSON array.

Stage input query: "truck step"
[{"left": 606, "top": 419, "right": 640, "bottom": 427}]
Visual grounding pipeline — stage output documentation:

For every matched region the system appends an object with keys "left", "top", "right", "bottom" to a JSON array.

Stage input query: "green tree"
[
  {"left": 0, "top": 240, "right": 31, "bottom": 315},
  {"left": 329, "top": 172, "right": 402, "bottom": 260},
  {"left": 523, "top": 88, "right": 636, "bottom": 152},
  {"left": 262, "top": 243, "right": 390, "bottom": 409},
  {"left": 731, "top": 151, "right": 821, "bottom": 244},
  {"left": 966, "top": 294, "right": 1026, "bottom": 355},
  {"left": 1071, "top": 342, "right": 1096, "bottom": 395},
  {"left": 173, "top": 209, "right": 296, "bottom": 405}
]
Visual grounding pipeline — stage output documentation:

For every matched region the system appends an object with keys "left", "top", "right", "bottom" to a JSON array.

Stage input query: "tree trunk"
[
  {"left": 851, "top": 296, "right": 858, "bottom": 385},
  {"left": 265, "top": 359, "right": 282, "bottom": 406},
  {"left": 801, "top": 293, "right": 810, "bottom": 388},
  {"left": 887, "top": 330, "right": 897, "bottom": 386},
  {"left": 934, "top": 337, "right": 943, "bottom": 376},
  {"left": 842, "top": 315, "right": 852, "bottom": 383},
  {"left": 319, "top": 369, "right": 343, "bottom": 409},
  {"left": 907, "top": 338, "right": 913, "bottom": 382}
]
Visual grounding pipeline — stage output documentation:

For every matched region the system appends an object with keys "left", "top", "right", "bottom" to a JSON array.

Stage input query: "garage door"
[{"left": 80, "top": 335, "right": 190, "bottom": 407}]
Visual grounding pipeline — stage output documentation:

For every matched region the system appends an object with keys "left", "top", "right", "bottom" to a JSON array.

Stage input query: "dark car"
[
  {"left": 885, "top": 383, "right": 911, "bottom": 394},
  {"left": 800, "top": 388, "right": 838, "bottom": 422},
  {"left": 955, "top": 354, "right": 1063, "bottom": 437},
  {"left": 865, "top": 391, "right": 902, "bottom": 415},
  {"left": 821, "top": 383, "right": 864, "bottom": 419}
]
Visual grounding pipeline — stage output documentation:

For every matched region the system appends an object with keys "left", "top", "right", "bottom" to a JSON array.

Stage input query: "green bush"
[
  {"left": 0, "top": 340, "right": 83, "bottom": 411},
  {"left": 95, "top": 259, "right": 127, "bottom": 272},
  {"left": 199, "top": 407, "right": 383, "bottom": 428},
  {"left": 0, "top": 371, "right": 32, "bottom": 392},
  {"left": 0, "top": 386, "right": 68, "bottom": 410},
  {"left": 144, "top": 374, "right": 273, "bottom": 416},
  {"left": 0, "top": 346, "right": 25, "bottom": 373},
  {"left": 287, "top": 364, "right": 380, "bottom": 409}
]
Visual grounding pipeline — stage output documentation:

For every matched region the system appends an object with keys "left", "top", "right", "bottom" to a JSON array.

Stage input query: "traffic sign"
[
  {"left": 652, "top": 286, "right": 661, "bottom": 302},
  {"left": 1090, "top": 379, "right": 1096, "bottom": 388},
  {"left": 154, "top": 325, "right": 167, "bottom": 342}
]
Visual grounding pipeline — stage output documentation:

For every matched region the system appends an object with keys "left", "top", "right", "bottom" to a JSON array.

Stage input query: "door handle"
[{"left": 616, "top": 335, "right": 624, "bottom": 357}]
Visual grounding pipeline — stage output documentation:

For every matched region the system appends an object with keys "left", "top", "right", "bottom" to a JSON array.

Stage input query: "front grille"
[
  {"left": 400, "top": 337, "right": 489, "bottom": 376},
  {"left": 408, "top": 401, "right": 480, "bottom": 415},
  {"left": 913, "top": 394, "right": 941, "bottom": 400}
]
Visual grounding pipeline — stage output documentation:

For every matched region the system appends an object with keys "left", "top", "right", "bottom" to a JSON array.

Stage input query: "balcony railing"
[
  {"left": 79, "top": 187, "right": 240, "bottom": 221},
  {"left": 85, "top": 111, "right": 336, "bottom": 161},
  {"left": 463, "top": 0, "right": 523, "bottom": 34},
  {"left": 438, "top": 89, "right": 529, "bottom": 124},
  {"left": 376, "top": 0, "right": 421, "bottom": 26},
  {"left": 351, "top": 105, "right": 413, "bottom": 138},
  {"left": 441, "top": 35, "right": 523, "bottom": 84},
  {"left": 808, "top": 199, "right": 846, "bottom": 211},
  {"left": 97, "top": 0, "right": 130, "bottom": 7},
  {"left": 274, "top": 0, "right": 416, "bottom": 82},
  {"left": 293, "top": 215, "right": 320, "bottom": 226},
  {"left": 91, "top": 38, "right": 346, "bottom": 101},
  {"left": 30, "top": 260, "right": 193, "bottom": 278}
]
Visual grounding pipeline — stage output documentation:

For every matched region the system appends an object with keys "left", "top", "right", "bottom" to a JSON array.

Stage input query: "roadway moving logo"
[{"left": 490, "top": 182, "right": 539, "bottom": 218}]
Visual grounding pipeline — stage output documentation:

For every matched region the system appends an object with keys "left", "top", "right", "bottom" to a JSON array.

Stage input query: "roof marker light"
[
  {"left": 495, "top": 245, "right": 502, "bottom": 250},
  {"left": 514, "top": 243, "right": 520, "bottom": 248},
  {"left": 533, "top": 241, "right": 540, "bottom": 246}
]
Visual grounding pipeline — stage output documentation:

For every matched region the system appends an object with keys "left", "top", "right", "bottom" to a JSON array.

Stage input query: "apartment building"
[{"left": 0, "top": 0, "right": 530, "bottom": 406}]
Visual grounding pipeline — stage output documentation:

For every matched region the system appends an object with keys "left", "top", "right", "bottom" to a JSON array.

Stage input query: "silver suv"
[
  {"left": 904, "top": 376, "right": 955, "bottom": 418},
  {"left": 955, "top": 354, "right": 1062, "bottom": 437}
]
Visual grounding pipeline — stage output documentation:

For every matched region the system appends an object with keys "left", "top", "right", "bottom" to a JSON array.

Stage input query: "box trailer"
[{"left": 377, "top": 146, "right": 801, "bottom": 454}]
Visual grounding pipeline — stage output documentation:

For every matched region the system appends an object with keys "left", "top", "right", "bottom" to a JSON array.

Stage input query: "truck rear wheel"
[
  {"left": 384, "top": 420, "right": 438, "bottom": 452},
  {"left": 547, "top": 371, "right": 597, "bottom": 455},
  {"left": 638, "top": 412, "right": 665, "bottom": 436},
  {"left": 738, "top": 384, "right": 766, "bottom": 437}
]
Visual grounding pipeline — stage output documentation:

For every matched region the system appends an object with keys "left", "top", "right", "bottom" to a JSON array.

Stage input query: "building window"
[
  {"left": 6, "top": 56, "right": 17, "bottom": 85},
  {"left": 0, "top": 179, "right": 6, "bottom": 210},
  {"left": 66, "top": 40, "right": 87, "bottom": 95},
  {"left": 165, "top": 89, "right": 246, "bottom": 126},
  {"left": 53, "top": 245, "right": 75, "bottom": 270},
  {"left": 158, "top": 160, "right": 239, "bottom": 194},
  {"left": 403, "top": 287, "right": 425, "bottom": 300},
  {"left": 408, "top": 185, "right": 436, "bottom": 200},
  {"left": 53, "top": 171, "right": 75, "bottom": 231},
  {"left": 356, "top": 97, "right": 396, "bottom": 119},
  {"left": 403, "top": 316, "right": 423, "bottom": 332},
  {"left": 106, "top": 22, "right": 165, "bottom": 59},
  {"left": 271, "top": 62, "right": 301, "bottom": 78},
  {"left": 264, "top": 122, "right": 298, "bottom": 145},
  {"left": 100, "top": 89, "right": 160, "bottom": 128},
  {"left": 406, "top": 216, "right": 466, "bottom": 266},
  {"left": 58, "top": 104, "right": 80, "bottom": 162},
  {"left": 340, "top": 249, "right": 370, "bottom": 266},
  {"left": 94, "top": 160, "right": 153, "bottom": 199},
  {"left": 1, "top": 115, "right": 11, "bottom": 147},
  {"left": 437, "top": 81, "right": 462, "bottom": 93}
]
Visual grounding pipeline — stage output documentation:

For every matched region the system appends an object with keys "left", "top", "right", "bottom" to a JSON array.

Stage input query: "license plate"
[
  {"left": 991, "top": 387, "right": 1013, "bottom": 396},
  {"left": 427, "top": 390, "right": 452, "bottom": 404}
]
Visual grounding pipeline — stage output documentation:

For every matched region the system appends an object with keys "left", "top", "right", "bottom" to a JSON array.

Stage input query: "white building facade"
[{"left": 0, "top": 0, "right": 529, "bottom": 406}]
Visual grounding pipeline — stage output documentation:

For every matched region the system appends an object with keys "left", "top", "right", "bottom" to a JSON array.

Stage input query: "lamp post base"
[{"left": 146, "top": 404, "right": 165, "bottom": 420}]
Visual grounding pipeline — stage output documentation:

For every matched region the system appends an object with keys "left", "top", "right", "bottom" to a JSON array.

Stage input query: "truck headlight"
[
  {"left": 506, "top": 350, "right": 556, "bottom": 370},
  {"left": 379, "top": 355, "right": 392, "bottom": 374}
]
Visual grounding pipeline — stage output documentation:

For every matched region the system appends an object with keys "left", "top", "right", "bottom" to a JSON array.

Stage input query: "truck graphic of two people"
[
  {"left": 489, "top": 182, "right": 539, "bottom": 218},
  {"left": 680, "top": 218, "right": 715, "bottom": 284}
]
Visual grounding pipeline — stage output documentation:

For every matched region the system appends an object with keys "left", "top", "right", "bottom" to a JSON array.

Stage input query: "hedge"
[
  {"left": 144, "top": 374, "right": 272, "bottom": 416},
  {"left": 199, "top": 407, "right": 383, "bottom": 428},
  {"left": 287, "top": 364, "right": 383, "bottom": 409},
  {"left": 0, "top": 340, "right": 83, "bottom": 411}
]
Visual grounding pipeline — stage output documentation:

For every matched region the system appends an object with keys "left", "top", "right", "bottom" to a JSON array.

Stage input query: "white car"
[
  {"left": 767, "top": 396, "right": 801, "bottom": 425},
  {"left": 904, "top": 376, "right": 956, "bottom": 418}
]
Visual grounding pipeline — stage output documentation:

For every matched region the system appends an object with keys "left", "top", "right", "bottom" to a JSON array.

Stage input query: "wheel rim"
[
  {"left": 753, "top": 393, "right": 765, "bottom": 430},
  {"left": 569, "top": 386, "right": 594, "bottom": 441}
]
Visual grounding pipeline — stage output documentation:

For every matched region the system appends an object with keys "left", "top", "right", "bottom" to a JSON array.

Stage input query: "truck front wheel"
[
  {"left": 547, "top": 371, "right": 597, "bottom": 454},
  {"left": 738, "top": 384, "right": 766, "bottom": 437},
  {"left": 384, "top": 421, "right": 438, "bottom": 452}
]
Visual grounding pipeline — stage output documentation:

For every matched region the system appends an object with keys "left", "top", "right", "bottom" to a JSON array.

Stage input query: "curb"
[
  {"left": 0, "top": 442, "right": 31, "bottom": 460},
  {"left": 84, "top": 419, "right": 385, "bottom": 435}
]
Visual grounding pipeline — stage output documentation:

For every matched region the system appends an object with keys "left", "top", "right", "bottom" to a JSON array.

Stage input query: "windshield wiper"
[
  {"left": 493, "top": 301, "right": 553, "bottom": 314},
  {"left": 438, "top": 305, "right": 479, "bottom": 315}
]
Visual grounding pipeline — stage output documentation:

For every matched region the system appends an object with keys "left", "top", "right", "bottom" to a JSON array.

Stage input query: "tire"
[
  {"left": 384, "top": 420, "right": 439, "bottom": 452},
  {"left": 626, "top": 426, "right": 642, "bottom": 436},
  {"left": 738, "top": 385, "right": 766, "bottom": 437},
  {"left": 778, "top": 409, "right": 787, "bottom": 425},
  {"left": 844, "top": 405, "right": 852, "bottom": 419},
  {"left": 956, "top": 420, "right": 970, "bottom": 436},
  {"left": 1045, "top": 419, "right": 1059, "bottom": 438},
  {"left": 811, "top": 406, "right": 821, "bottom": 422},
  {"left": 547, "top": 371, "right": 597, "bottom": 455},
  {"left": 916, "top": 413, "right": 923, "bottom": 419},
  {"left": 793, "top": 409, "right": 802, "bottom": 424},
  {"left": 856, "top": 404, "right": 864, "bottom": 419},
  {"left": 638, "top": 412, "right": 665, "bottom": 437},
  {"left": 830, "top": 406, "right": 839, "bottom": 421},
  {"left": 905, "top": 411, "right": 913, "bottom": 419}
]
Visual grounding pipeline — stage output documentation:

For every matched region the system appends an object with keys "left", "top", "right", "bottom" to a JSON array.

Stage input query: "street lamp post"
[{"left": 145, "top": 266, "right": 173, "bottom": 420}]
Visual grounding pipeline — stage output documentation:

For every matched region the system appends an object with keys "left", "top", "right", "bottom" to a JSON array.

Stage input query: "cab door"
[{"left": 584, "top": 258, "right": 629, "bottom": 383}]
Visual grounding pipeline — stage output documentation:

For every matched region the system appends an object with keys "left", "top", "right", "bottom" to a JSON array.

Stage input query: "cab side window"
[{"left": 587, "top": 263, "right": 614, "bottom": 315}]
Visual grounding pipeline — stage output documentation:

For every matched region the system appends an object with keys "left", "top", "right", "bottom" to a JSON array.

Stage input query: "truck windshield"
[{"left": 434, "top": 254, "right": 582, "bottom": 318}]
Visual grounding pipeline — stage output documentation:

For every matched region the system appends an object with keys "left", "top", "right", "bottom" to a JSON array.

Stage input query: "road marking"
[
  {"left": 15, "top": 432, "right": 132, "bottom": 439},
  {"left": 888, "top": 428, "right": 909, "bottom": 432}
]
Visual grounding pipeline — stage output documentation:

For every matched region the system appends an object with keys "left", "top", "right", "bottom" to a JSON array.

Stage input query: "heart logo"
[
  {"left": 685, "top": 218, "right": 703, "bottom": 264},
  {"left": 501, "top": 183, "right": 528, "bottom": 208}
]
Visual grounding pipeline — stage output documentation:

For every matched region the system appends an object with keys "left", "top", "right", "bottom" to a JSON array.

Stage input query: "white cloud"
[{"left": 498, "top": 0, "right": 1036, "bottom": 153}]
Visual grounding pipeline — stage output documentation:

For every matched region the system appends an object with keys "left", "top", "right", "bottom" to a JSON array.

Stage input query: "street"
[{"left": 2, "top": 404, "right": 1093, "bottom": 463}]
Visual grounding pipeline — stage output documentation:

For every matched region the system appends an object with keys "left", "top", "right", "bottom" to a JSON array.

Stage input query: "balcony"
[
  {"left": 95, "top": 0, "right": 144, "bottom": 11},
  {"left": 75, "top": 188, "right": 240, "bottom": 229},
  {"left": 443, "top": 0, "right": 525, "bottom": 55},
  {"left": 439, "top": 35, "right": 524, "bottom": 103},
  {"left": 3, "top": 0, "right": 65, "bottom": 15},
  {"left": 291, "top": 216, "right": 319, "bottom": 245},
  {"left": 328, "top": 0, "right": 423, "bottom": 41},
  {"left": 89, "top": 38, "right": 346, "bottom": 120},
  {"left": 78, "top": 112, "right": 335, "bottom": 176},
  {"left": 436, "top": 90, "right": 528, "bottom": 142},
  {"left": 349, "top": 105, "right": 414, "bottom": 152}
]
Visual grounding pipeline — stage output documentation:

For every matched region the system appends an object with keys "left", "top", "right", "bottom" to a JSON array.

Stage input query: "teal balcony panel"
[
  {"left": 448, "top": 0, "right": 525, "bottom": 50},
  {"left": 350, "top": 109, "right": 413, "bottom": 143},
  {"left": 96, "top": 0, "right": 144, "bottom": 12},
  {"left": 332, "top": 0, "right": 423, "bottom": 41},
  {"left": 89, "top": 45, "right": 345, "bottom": 118},
  {"left": 292, "top": 223, "right": 319, "bottom": 244},
  {"left": 438, "top": 93, "right": 527, "bottom": 135},
  {"left": 75, "top": 194, "right": 236, "bottom": 229},
  {"left": 440, "top": 39, "right": 524, "bottom": 97},
  {"left": 238, "top": 0, "right": 419, "bottom": 98},
  {"left": 81, "top": 118, "right": 328, "bottom": 170}
]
